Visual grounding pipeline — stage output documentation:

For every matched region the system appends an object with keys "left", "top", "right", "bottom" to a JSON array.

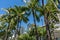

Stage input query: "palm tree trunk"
[
  {"left": 14, "top": 30, "right": 17, "bottom": 40},
  {"left": 32, "top": 9, "right": 38, "bottom": 40},
  {"left": 42, "top": 0, "right": 51, "bottom": 40},
  {"left": 14, "top": 16, "right": 19, "bottom": 40},
  {"left": 43, "top": 27, "right": 44, "bottom": 40},
  {"left": 44, "top": 13, "right": 52, "bottom": 40},
  {"left": 53, "top": 29, "right": 56, "bottom": 40},
  {"left": 19, "top": 19, "right": 21, "bottom": 35},
  {"left": 5, "top": 23, "right": 10, "bottom": 40},
  {"left": 5, "top": 29, "right": 8, "bottom": 40},
  {"left": 40, "top": 36, "right": 41, "bottom": 40}
]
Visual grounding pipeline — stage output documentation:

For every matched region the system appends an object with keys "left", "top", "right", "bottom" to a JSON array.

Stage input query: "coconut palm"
[
  {"left": 0, "top": 21, "right": 7, "bottom": 40},
  {"left": 8, "top": 0, "right": 40, "bottom": 40},
  {"left": 0, "top": 13, "right": 15, "bottom": 40},
  {"left": 36, "top": 0, "right": 59, "bottom": 40},
  {"left": 25, "top": 0, "right": 40, "bottom": 40},
  {"left": 0, "top": 8, "right": 20, "bottom": 40},
  {"left": 7, "top": 6, "right": 29, "bottom": 40}
]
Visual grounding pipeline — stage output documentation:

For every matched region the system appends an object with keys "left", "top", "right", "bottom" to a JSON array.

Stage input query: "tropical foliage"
[{"left": 0, "top": 0, "right": 59, "bottom": 40}]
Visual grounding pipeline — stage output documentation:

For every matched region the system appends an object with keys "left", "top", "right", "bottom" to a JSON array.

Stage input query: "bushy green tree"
[{"left": 18, "top": 34, "right": 36, "bottom": 40}]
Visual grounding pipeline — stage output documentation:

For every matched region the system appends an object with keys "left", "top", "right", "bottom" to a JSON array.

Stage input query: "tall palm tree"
[
  {"left": 25, "top": 0, "right": 40, "bottom": 40},
  {"left": 36, "top": 0, "right": 59, "bottom": 40},
  {"left": 0, "top": 13, "right": 14, "bottom": 40},
  {"left": 42, "top": 0, "right": 51, "bottom": 40},
  {"left": 7, "top": 6, "right": 29, "bottom": 40},
  {"left": 0, "top": 8, "right": 22, "bottom": 40},
  {"left": 0, "top": 21, "right": 7, "bottom": 40}
]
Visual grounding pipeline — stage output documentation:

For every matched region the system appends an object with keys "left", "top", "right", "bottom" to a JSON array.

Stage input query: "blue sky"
[
  {"left": 0, "top": 0, "right": 25, "bottom": 14},
  {"left": 0, "top": 0, "right": 45, "bottom": 29}
]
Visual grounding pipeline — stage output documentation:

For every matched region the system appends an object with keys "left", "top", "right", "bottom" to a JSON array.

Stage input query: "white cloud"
[{"left": 23, "top": 0, "right": 26, "bottom": 3}]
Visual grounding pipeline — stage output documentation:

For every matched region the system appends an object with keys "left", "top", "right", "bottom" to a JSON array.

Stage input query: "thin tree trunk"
[
  {"left": 19, "top": 19, "right": 21, "bottom": 35},
  {"left": 32, "top": 9, "right": 38, "bottom": 40},
  {"left": 5, "top": 23, "right": 10, "bottom": 40},
  {"left": 14, "top": 16, "right": 20, "bottom": 40},
  {"left": 5, "top": 29, "right": 8, "bottom": 40},
  {"left": 42, "top": 0, "right": 51, "bottom": 40},
  {"left": 40, "top": 36, "right": 41, "bottom": 40},
  {"left": 44, "top": 13, "right": 51, "bottom": 40},
  {"left": 53, "top": 29, "right": 56, "bottom": 40},
  {"left": 43, "top": 27, "right": 44, "bottom": 40},
  {"left": 14, "top": 30, "right": 17, "bottom": 40}
]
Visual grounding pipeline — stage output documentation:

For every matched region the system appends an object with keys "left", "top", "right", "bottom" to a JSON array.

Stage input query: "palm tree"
[
  {"left": 7, "top": 6, "right": 29, "bottom": 40},
  {"left": 36, "top": 0, "right": 59, "bottom": 40},
  {"left": 0, "top": 21, "right": 7, "bottom": 40},
  {"left": 0, "top": 13, "right": 13, "bottom": 40},
  {"left": 25, "top": 0, "right": 40, "bottom": 40},
  {"left": 0, "top": 8, "right": 20, "bottom": 40},
  {"left": 8, "top": 0, "right": 40, "bottom": 40},
  {"left": 27, "top": 24, "right": 46, "bottom": 40}
]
